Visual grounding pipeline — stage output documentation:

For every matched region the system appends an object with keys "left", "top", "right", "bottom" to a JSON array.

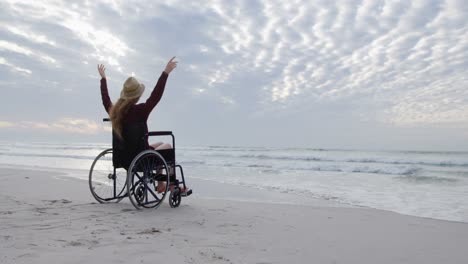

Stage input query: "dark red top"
[{"left": 100, "top": 72, "right": 169, "bottom": 147}]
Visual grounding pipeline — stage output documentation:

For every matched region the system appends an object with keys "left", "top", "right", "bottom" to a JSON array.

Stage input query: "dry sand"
[{"left": 1, "top": 167, "right": 467, "bottom": 264}]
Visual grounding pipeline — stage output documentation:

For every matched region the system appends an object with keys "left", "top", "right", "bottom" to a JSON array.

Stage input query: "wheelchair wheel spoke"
[
  {"left": 128, "top": 177, "right": 142, "bottom": 193},
  {"left": 127, "top": 150, "right": 169, "bottom": 209},
  {"left": 89, "top": 149, "right": 127, "bottom": 203},
  {"left": 133, "top": 171, "right": 143, "bottom": 182},
  {"left": 145, "top": 185, "right": 160, "bottom": 202}
]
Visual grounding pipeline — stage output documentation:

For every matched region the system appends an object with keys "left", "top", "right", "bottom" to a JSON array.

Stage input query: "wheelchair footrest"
[{"left": 181, "top": 189, "right": 192, "bottom": 197}]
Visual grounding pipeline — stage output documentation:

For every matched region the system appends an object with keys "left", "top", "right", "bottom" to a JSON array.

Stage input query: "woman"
[{"left": 97, "top": 57, "right": 180, "bottom": 193}]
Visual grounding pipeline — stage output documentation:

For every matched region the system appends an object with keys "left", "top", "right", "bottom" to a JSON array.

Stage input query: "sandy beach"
[{"left": 1, "top": 166, "right": 467, "bottom": 264}]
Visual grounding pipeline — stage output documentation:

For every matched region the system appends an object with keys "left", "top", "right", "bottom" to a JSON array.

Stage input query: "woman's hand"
[
  {"left": 97, "top": 64, "right": 106, "bottom": 79},
  {"left": 164, "top": 57, "right": 178, "bottom": 74}
]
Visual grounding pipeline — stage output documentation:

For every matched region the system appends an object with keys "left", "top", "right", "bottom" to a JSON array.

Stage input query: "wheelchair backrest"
[{"left": 112, "top": 122, "right": 147, "bottom": 170}]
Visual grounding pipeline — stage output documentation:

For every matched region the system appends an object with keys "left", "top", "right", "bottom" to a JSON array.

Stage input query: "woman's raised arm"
[
  {"left": 98, "top": 64, "right": 112, "bottom": 113},
  {"left": 98, "top": 64, "right": 106, "bottom": 79},
  {"left": 142, "top": 57, "right": 178, "bottom": 114}
]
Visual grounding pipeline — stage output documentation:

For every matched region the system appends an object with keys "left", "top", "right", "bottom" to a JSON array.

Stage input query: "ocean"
[{"left": 1, "top": 141, "right": 467, "bottom": 223}]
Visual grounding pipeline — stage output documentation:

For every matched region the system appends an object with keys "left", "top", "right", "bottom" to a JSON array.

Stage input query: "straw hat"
[{"left": 120, "top": 77, "right": 145, "bottom": 100}]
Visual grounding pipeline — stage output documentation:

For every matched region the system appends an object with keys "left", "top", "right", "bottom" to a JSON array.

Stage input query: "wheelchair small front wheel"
[
  {"left": 89, "top": 149, "right": 127, "bottom": 203},
  {"left": 127, "top": 150, "right": 170, "bottom": 209},
  {"left": 169, "top": 188, "right": 181, "bottom": 208}
]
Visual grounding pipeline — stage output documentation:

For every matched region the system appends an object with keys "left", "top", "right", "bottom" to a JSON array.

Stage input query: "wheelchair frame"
[{"left": 89, "top": 118, "right": 192, "bottom": 209}]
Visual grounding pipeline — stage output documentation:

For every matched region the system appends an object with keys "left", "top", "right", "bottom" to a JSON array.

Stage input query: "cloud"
[
  {"left": 0, "top": 118, "right": 111, "bottom": 134},
  {"left": 2, "top": 24, "right": 57, "bottom": 46},
  {"left": 1, "top": 0, "right": 131, "bottom": 71},
  {"left": 0, "top": 56, "right": 32, "bottom": 74},
  {"left": 0, "top": 121, "right": 15, "bottom": 128},
  {"left": 230, "top": 0, "right": 468, "bottom": 126},
  {"left": 0, "top": 0, "right": 467, "bottom": 147},
  {"left": 60, "top": 17, "right": 133, "bottom": 70},
  {"left": 0, "top": 40, "right": 56, "bottom": 64},
  {"left": 384, "top": 71, "right": 468, "bottom": 126}
]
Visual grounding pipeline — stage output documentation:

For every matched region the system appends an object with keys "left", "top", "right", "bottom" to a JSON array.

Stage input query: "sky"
[{"left": 0, "top": 0, "right": 467, "bottom": 151}]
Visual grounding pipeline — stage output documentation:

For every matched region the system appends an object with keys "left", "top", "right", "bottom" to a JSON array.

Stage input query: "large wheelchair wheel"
[
  {"left": 89, "top": 149, "right": 127, "bottom": 203},
  {"left": 127, "top": 150, "right": 170, "bottom": 209}
]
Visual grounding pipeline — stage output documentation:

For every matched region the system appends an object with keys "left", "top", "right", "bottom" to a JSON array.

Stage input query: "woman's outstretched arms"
[
  {"left": 142, "top": 57, "right": 178, "bottom": 114},
  {"left": 98, "top": 64, "right": 112, "bottom": 113}
]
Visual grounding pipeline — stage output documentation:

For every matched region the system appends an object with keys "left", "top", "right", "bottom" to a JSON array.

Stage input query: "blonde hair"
[{"left": 109, "top": 97, "right": 139, "bottom": 139}]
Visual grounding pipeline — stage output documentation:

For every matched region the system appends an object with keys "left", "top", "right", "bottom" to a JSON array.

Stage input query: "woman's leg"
[
  {"left": 155, "top": 143, "right": 173, "bottom": 193},
  {"left": 153, "top": 143, "right": 189, "bottom": 193},
  {"left": 155, "top": 143, "right": 172, "bottom": 150},
  {"left": 150, "top": 142, "right": 164, "bottom": 149},
  {"left": 152, "top": 142, "right": 165, "bottom": 185}
]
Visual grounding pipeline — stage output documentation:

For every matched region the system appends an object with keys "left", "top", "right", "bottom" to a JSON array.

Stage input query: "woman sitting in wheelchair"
[{"left": 97, "top": 57, "right": 187, "bottom": 194}]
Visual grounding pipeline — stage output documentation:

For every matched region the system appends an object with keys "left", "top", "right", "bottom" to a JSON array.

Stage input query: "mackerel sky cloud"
[{"left": 0, "top": 0, "right": 467, "bottom": 150}]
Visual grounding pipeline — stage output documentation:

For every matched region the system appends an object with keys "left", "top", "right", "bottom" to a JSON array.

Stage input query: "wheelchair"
[{"left": 89, "top": 118, "right": 192, "bottom": 209}]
